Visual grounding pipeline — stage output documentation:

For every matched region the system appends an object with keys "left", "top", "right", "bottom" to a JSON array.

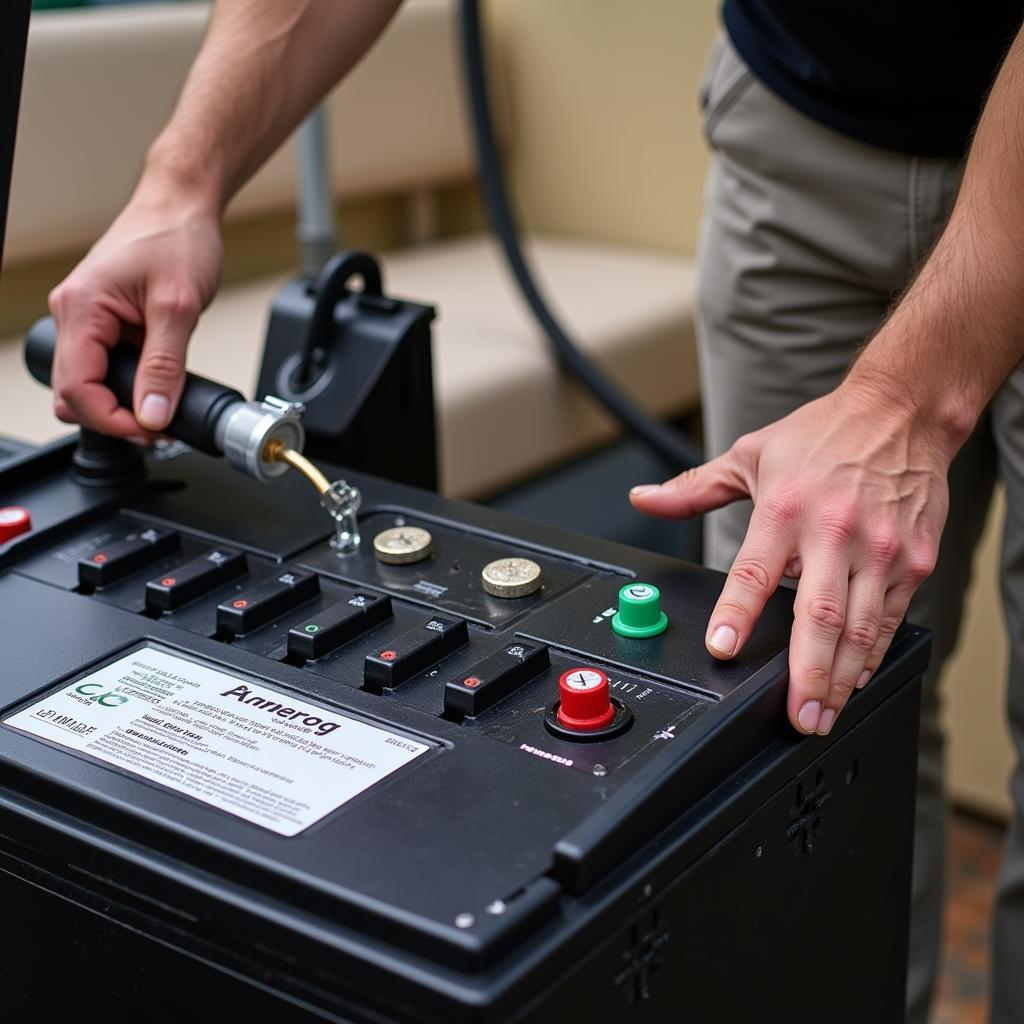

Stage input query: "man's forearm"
[
  {"left": 848, "top": 23, "right": 1024, "bottom": 451},
  {"left": 140, "top": 0, "right": 402, "bottom": 215}
]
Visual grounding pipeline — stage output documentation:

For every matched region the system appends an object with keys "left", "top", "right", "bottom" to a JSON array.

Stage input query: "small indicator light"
[
  {"left": 161, "top": 577, "right": 176, "bottom": 587},
  {"left": 464, "top": 676, "right": 482, "bottom": 688},
  {"left": 305, "top": 624, "right": 319, "bottom": 633},
  {"left": 93, "top": 553, "right": 107, "bottom": 563},
  {"left": 380, "top": 650, "right": 398, "bottom": 661},
  {"left": 0, "top": 506, "right": 31, "bottom": 543},
  {"left": 233, "top": 599, "right": 248, "bottom": 609}
]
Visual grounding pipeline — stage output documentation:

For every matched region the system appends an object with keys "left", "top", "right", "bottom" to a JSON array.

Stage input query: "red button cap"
[
  {"left": 557, "top": 667, "right": 615, "bottom": 731},
  {"left": 0, "top": 506, "right": 31, "bottom": 544}
]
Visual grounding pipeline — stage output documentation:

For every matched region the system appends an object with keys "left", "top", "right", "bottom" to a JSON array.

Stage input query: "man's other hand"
[{"left": 629, "top": 381, "right": 951, "bottom": 736}]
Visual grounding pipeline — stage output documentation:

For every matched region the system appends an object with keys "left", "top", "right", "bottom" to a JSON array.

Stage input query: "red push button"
[
  {"left": 557, "top": 667, "right": 615, "bottom": 731},
  {"left": 0, "top": 506, "right": 31, "bottom": 544}
]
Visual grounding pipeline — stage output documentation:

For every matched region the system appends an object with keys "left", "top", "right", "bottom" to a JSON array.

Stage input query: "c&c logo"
[{"left": 75, "top": 683, "right": 129, "bottom": 708}]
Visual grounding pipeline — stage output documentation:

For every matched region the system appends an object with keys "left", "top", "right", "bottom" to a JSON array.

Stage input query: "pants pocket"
[
  {"left": 700, "top": 33, "right": 755, "bottom": 146},
  {"left": 698, "top": 34, "right": 726, "bottom": 112}
]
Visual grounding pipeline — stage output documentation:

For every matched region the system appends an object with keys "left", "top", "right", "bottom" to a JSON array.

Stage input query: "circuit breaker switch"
[{"left": 557, "top": 667, "right": 616, "bottom": 731}]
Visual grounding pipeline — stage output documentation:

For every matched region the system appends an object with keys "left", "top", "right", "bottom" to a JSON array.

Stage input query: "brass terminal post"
[
  {"left": 264, "top": 439, "right": 362, "bottom": 554},
  {"left": 264, "top": 438, "right": 331, "bottom": 495}
]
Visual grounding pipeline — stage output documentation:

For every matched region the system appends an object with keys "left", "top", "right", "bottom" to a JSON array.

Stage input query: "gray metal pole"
[{"left": 295, "top": 106, "right": 339, "bottom": 277}]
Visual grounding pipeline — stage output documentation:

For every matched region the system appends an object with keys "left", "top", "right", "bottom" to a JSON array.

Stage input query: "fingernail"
[
  {"left": 125, "top": 434, "right": 151, "bottom": 447},
  {"left": 798, "top": 700, "right": 821, "bottom": 733},
  {"left": 856, "top": 670, "right": 871, "bottom": 689},
  {"left": 817, "top": 708, "right": 836, "bottom": 736},
  {"left": 709, "top": 625, "right": 738, "bottom": 656},
  {"left": 630, "top": 484, "right": 659, "bottom": 496},
  {"left": 138, "top": 393, "right": 170, "bottom": 430}
]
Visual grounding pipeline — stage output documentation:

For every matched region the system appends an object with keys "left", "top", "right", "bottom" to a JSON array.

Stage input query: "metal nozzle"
[{"left": 217, "top": 396, "right": 306, "bottom": 482}]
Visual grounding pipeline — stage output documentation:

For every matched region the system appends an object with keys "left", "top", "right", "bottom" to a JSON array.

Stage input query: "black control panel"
[{"left": 0, "top": 440, "right": 929, "bottom": 1023}]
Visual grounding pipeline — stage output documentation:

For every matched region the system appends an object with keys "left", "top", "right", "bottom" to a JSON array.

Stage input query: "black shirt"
[{"left": 723, "top": 1, "right": 1023, "bottom": 156}]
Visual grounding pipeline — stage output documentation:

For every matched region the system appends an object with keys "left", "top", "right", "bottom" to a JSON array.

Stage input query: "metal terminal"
[
  {"left": 263, "top": 439, "right": 362, "bottom": 556},
  {"left": 321, "top": 479, "right": 362, "bottom": 555},
  {"left": 216, "top": 396, "right": 305, "bottom": 482}
]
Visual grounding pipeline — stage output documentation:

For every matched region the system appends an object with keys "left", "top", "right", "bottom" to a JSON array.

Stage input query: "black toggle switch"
[
  {"left": 145, "top": 548, "right": 247, "bottom": 612},
  {"left": 444, "top": 641, "right": 550, "bottom": 720},
  {"left": 287, "top": 592, "right": 392, "bottom": 661},
  {"left": 78, "top": 526, "right": 180, "bottom": 588},
  {"left": 216, "top": 569, "right": 319, "bottom": 635},
  {"left": 363, "top": 615, "right": 469, "bottom": 693}
]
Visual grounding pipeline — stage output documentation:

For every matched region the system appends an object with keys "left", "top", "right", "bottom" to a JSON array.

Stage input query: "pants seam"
[{"left": 704, "top": 69, "right": 755, "bottom": 141}]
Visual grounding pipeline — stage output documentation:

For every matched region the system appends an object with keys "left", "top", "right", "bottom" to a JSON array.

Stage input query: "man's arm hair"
[
  {"left": 46, "top": 0, "right": 401, "bottom": 438},
  {"left": 848, "top": 22, "right": 1024, "bottom": 447},
  {"left": 145, "top": 0, "right": 403, "bottom": 217}
]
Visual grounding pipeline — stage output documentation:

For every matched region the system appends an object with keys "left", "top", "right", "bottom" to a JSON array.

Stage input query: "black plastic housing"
[
  {"left": 0, "top": 440, "right": 929, "bottom": 1023},
  {"left": 255, "top": 253, "right": 437, "bottom": 490}
]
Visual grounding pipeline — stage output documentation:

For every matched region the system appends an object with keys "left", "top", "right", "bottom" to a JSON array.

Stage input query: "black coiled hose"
[{"left": 458, "top": 0, "right": 701, "bottom": 471}]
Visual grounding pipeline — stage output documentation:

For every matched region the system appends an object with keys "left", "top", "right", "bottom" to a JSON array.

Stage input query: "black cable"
[{"left": 458, "top": 0, "right": 701, "bottom": 471}]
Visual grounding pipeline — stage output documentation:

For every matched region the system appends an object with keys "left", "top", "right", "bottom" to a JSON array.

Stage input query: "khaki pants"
[{"left": 698, "top": 34, "right": 1024, "bottom": 1024}]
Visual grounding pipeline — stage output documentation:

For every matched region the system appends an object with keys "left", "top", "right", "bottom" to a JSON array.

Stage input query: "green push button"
[{"left": 611, "top": 582, "right": 668, "bottom": 638}]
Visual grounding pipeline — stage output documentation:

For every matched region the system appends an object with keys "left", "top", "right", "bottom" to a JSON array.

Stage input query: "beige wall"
[
  {"left": 945, "top": 492, "right": 1014, "bottom": 819},
  {"left": 489, "top": 0, "right": 718, "bottom": 256},
  {"left": 1, "top": 0, "right": 719, "bottom": 338}
]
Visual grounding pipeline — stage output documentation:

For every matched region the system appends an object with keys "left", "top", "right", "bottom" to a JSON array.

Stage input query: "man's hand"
[
  {"left": 45, "top": 0, "right": 403, "bottom": 440},
  {"left": 633, "top": 21, "right": 1024, "bottom": 736},
  {"left": 48, "top": 182, "right": 222, "bottom": 439},
  {"left": 630, "top": 378, "right": 954, "bottom": 736}
]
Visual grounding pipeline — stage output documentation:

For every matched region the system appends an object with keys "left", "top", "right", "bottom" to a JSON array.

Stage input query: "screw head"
[{"left": 455, "top": 913, "right": 475, "bottom": 929}]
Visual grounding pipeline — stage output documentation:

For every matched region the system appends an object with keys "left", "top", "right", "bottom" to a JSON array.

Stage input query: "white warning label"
[{"left": 3, "top": 645, "right": 430, "bottom": 836}]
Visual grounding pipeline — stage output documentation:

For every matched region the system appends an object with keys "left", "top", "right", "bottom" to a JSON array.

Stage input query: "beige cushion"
[
  {"left": 8, "top": 0, "right": 478, "bottom": 264},
  {"left": 386, "top": 236, "right": 698, "bottom": 496}
]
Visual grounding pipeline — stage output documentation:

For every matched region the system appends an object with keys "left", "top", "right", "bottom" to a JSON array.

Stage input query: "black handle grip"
[{"left": 24, "top": 316, "right": 244, "bottom": 456}]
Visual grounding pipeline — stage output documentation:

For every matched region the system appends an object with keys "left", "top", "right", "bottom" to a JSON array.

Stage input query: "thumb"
[
  {"left": 132, "top": 291, "right": 200, "bottom": 431},
  {"left": 628, "top": 450, "right": 749, "bottom": 520}
]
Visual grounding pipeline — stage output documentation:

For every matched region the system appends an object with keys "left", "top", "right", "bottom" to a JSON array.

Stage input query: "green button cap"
[{"left": 611, "top": 582, "right": 668, "bottom": 638}]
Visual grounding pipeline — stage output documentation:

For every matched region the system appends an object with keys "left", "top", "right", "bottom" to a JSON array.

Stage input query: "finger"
[
  {"left": 629, "top": 450, "right": 748, "bottom": 520},
  {"left": 818, "top": 567, "right": 887, "bottom": 735},
  {"left": 132, "top": 288, "right": 200, "bottom": 431},
  {"left": 787, "top": 546, "right": 850, "bottom": 735},
  {"left": 705, "top": 506, "right": 795, "bottom": 660},
  {"left": 858, "top": 582, "right": 915, "bottom": 688},
  {"left": 51, "top": 301, "right": 152, "bottom": 439}
]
